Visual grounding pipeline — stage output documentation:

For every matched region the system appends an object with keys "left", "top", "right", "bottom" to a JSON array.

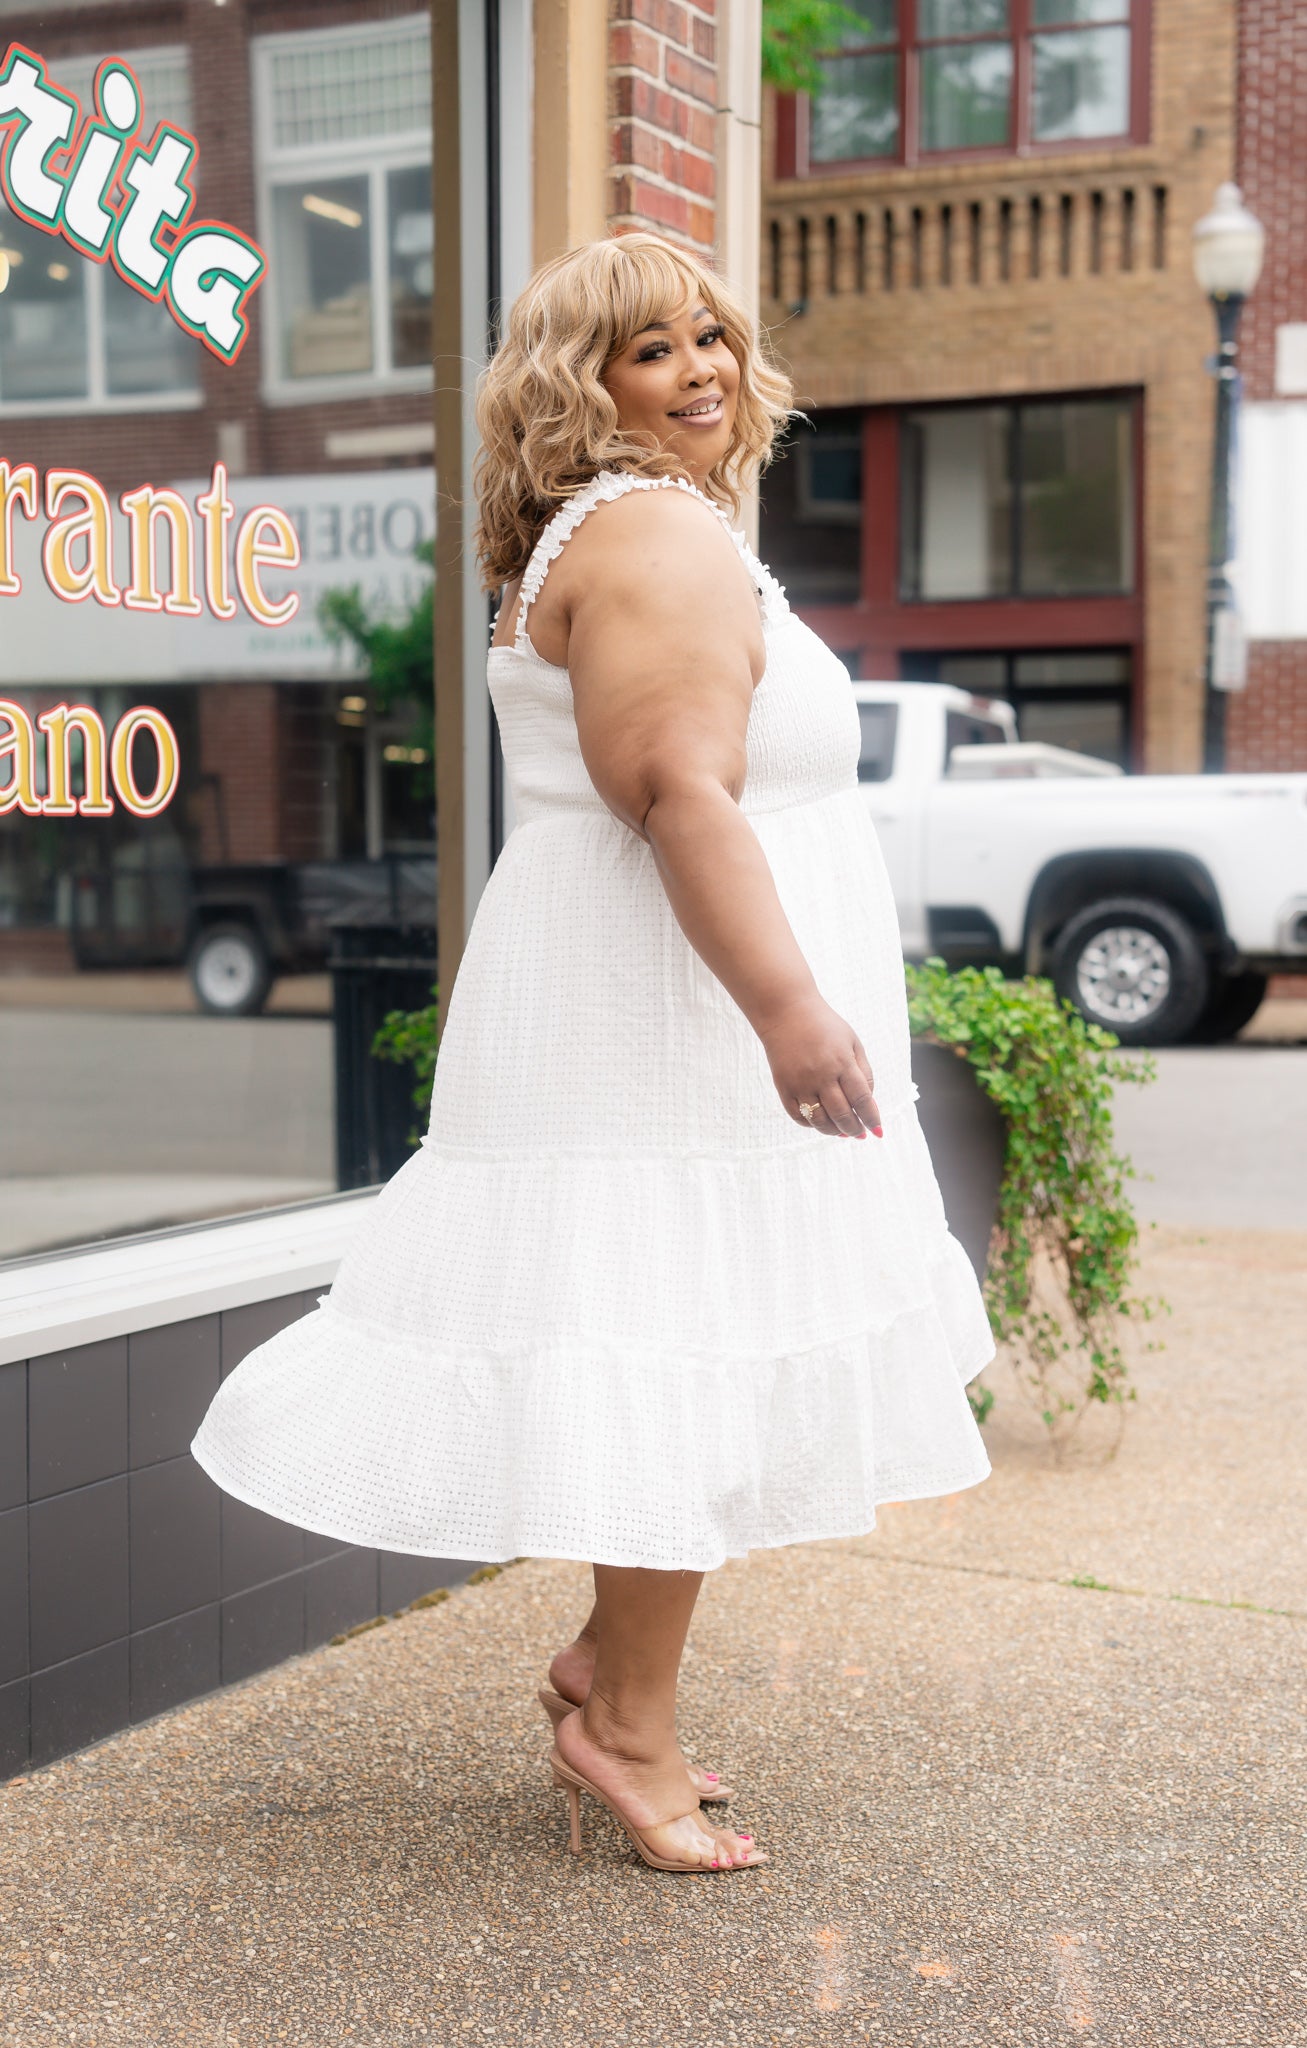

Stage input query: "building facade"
[
  {"left": 756, "top": 0, "right": 1249, "bottom": 773},
  {"left": 1227, "top": 0, "right": 1307, "bottom": 771}
]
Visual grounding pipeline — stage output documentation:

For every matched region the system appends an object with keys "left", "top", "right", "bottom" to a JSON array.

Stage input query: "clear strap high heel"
[
  {"left": 536, "top": 1685, "right": 734, "bottom": 1802},
  {"left": 548, "top": 1743, "right": 767, "bottom": 1873}
]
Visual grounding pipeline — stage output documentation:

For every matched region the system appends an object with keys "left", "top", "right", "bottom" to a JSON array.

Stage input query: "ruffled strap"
[{"left": 512, "top": 469, "right": 789, "bottom": 655}]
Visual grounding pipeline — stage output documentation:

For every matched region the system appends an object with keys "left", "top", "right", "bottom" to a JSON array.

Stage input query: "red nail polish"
[{"left": 872, "top": 1126, "right": 884, "bottom": 1138}]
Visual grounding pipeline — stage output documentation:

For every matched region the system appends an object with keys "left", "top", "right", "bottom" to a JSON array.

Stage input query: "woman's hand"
[{"left": 760, "top": 995, "right": 883, "bottom": 1138}]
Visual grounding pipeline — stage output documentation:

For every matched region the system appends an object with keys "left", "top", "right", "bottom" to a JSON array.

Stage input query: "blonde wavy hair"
[{"left": 472, "top": 232, "right": 797, "bottom": 591}]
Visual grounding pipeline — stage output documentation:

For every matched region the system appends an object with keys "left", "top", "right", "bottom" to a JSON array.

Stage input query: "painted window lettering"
[
  {"left": 0, "top": 459, "right": 300, "bottom": 625},
  {"left": 1, "top": 698, "right": 181, "bottom": 819},
  {"left": 0, "top": 44, "right": 265, "bottom": 360}
]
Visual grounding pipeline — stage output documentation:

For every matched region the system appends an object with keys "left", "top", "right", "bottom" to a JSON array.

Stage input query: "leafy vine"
[{"left": 905, "top": 958, "right": 1169, "bottom": 1452}]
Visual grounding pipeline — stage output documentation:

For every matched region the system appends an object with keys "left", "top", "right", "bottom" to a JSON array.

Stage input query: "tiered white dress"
[{"left": 191, "top": 469, "right": 994, "bottom": 1572}]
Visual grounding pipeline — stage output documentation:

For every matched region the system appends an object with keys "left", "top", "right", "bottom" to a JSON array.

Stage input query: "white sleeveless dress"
[{"left": 191, "top": 469, "right": 994, "bottom": 1572}]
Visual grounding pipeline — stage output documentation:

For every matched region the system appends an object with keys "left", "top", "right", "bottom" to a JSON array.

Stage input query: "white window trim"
[
  {"left": 252, "top": 11, "right": 434, "bottom": 406},
  {"left": 0, "top": 1188, "right": 380, "bottom": 1367},
  {"left": 0, "top": 43, "right": 203, "bottom": 416}
]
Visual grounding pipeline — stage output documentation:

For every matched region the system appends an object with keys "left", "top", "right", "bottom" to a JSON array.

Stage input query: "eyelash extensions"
[{"left": 636, "top": 322, "right": 726, "bottom": 362}]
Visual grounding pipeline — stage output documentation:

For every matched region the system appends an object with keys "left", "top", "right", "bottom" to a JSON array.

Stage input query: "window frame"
[
  {"left": 899, "top": 391, "right": 1140, "bottom": 604},
  {"left": 776, "top": 0, "right": 1151, "bottom": 176},
  {"left": 0, "top": 43, "right": 204, "bottom": 419},
  {"left": 760, "top": 399, "right": 1147, "bottom": 767},
  {"left": 252, "top": 11, "right": 434, "bottom": 406}
]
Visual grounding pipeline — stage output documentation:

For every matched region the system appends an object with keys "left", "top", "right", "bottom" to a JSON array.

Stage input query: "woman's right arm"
[{"left": 562, "top": 490, "right": 880, "bottom": 1139}]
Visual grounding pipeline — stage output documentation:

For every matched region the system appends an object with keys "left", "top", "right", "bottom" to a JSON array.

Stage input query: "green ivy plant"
[
  {"left": 762, "top": 0, "right": 869, "bottom": 93},
  {"left": 905, "top": 957, "right": 1169, "bottom": 1452},
  {"left": 371, "top": 980, "right": 441, "bottom": 1149}
]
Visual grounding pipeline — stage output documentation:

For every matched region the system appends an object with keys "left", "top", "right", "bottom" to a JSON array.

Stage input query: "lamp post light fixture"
[{"left": 1192, "top": 181, "right": 1265, "bottom": 773}]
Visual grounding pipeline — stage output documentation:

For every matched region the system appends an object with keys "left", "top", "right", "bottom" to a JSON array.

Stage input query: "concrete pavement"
[{"left": 1, "top": 1220, "right": 1304, "bottom": 2045}]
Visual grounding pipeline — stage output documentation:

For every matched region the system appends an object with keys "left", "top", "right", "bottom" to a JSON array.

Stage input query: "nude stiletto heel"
[
  {"left": 536, "top": 1686, "right": 734, "bottom": 1802},
  {"left": 548, "top": 1745, "right": 765, "bottom": 1874}
]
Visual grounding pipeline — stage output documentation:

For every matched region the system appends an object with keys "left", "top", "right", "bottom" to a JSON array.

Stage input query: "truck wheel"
[
  {"left": 1183, "top": 968, "right": 1269, "bottom": 1044},
  {"left": 188, "top": 922, "right": 273, "bottom": 1017},
  {"left": 1049, "top": 896, "right": 1209, "bottom": 1046}
]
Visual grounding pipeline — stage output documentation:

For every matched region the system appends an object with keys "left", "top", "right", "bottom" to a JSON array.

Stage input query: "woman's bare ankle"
[
  {"left": 547, "top": 1636, "right": 596, "bottom": 1705},
  {"left": 578, "top": 1685, "right": 678, "bottom": 1767}
]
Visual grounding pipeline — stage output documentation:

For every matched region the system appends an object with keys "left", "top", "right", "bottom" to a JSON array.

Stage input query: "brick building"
[
  {"left": 754, "top": 0, "right": 1277, "bottom": 775},
  {"left": 1226, "top": 0, "right": 1307, "bottom": 771}
]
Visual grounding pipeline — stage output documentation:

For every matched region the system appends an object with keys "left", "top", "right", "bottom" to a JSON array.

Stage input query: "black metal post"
[{"left": 1202, "top": 292, "right": 1245, "bottom": 773}]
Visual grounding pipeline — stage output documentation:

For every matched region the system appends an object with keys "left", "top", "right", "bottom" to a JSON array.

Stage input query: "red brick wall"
[
  {"left": 608, "top": 0, "right": 717, "bottom": 253},
  {"left": 1235, "top": 0, "right": 1307, "bottom": 403},
  {"left": 1227, "top": 647, "right": 1307, "bottom": 771},
  {"left": 195, "top": 686, "right": 281, "bottom": 865},
  {"left": 1230, "top": 0, "right": 1307, "bottom": 769}
]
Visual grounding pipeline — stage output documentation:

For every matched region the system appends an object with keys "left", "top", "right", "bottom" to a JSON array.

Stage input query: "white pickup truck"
[{"left": 855, "top": 681, "right": 1307, "bottom": 1045}]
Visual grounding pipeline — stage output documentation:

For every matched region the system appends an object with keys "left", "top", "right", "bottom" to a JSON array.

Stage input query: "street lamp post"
[{"left": 1191, "top": 182, "right": 1265, "bottom": 774}]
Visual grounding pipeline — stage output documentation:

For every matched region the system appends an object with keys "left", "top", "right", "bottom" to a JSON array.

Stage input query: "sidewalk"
[{"left": 2, "top": 1222, "right": 1303, "bottom": 2046}]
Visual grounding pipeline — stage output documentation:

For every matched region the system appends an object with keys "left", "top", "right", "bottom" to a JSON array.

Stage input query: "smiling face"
[{"left": 601, "top": 297, "right": 741, "bottom": 484}]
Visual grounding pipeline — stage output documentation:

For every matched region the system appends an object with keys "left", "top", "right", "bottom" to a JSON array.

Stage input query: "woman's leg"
[{"left": 552, "top": 1565, "right": 764, "bottom": 1868}]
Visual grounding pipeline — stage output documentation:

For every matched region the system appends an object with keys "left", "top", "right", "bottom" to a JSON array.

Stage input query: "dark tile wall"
[{"left": 0, "top": 1290, "right": 478, "bottom": 1781}]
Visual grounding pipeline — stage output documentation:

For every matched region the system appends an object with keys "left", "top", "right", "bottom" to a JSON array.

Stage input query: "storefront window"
[
  {"left": 904, "top": 648, "right": 1133, "bottom": 764},
  {"left": 901, "top": 405, "right": 1012, "bottom": 600},
  {"left": 0, "top": 6, "right": 438, "bottom": 1264},
  {"left": 757, "top": 410, "right": 863, "bottom": 604},
  {"left": 901, "top": 395, "right": 1135, "bottom": 599}
]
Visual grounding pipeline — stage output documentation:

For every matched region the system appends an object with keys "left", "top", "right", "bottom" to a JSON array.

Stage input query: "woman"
[{"left": 191, "top": 231, "right": 995, "bottom": 1877}]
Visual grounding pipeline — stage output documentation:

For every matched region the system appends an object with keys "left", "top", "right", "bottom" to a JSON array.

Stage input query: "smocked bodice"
[{"left": 487, "top": 469, "right": 862, "bottom": 829}]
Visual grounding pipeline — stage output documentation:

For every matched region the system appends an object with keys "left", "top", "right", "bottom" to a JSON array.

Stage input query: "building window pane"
[
  {"left": 103, "top": 271, "right": 196, "bottom": 396},
  {"left": 833, "top": 0, "right": 897, "bottom": 45},
  {"left": 1014, "top": 651, "right": 1131, "bottom": 685},
  {"left": 919, "top": 0, "right": 1011, "bottom": 35},
  {"left": 758, "top": 412, "right": 863, "bottom": 604},
  {"left": 274, "top": 176, "right": 374, "bottom": 379},
  {"left": 810, "top": 53, "right": 899, "bottom": 162},
  {"left": 1019, "top": 399, "right": 1134, "bottom": 594},
  {"left": 1032, "top": 0, "right": 1125, "bottom": 24},
  {"left": 0, "top": 212, "right": 88, "bottom": 402},
  {"left": 920, "top": 40, "right": 1013, "bottom": 150},
  {"left": 388, "top": 164, "right": 433, "bottom": 370},
  {"left": 0, "top": 47, "right": 199, "bottom": 408},
  {"left": 1032, "top": 24, "right": 1130, "bottom": 140},
  {"left": 267, "top": 24, "right": 430, "bottom": 148},
  {"left": 1015, "top": 694, "right": 1127, "bottom": 763},
  {"left": 901, "top": 407, "right": 1012, "bottom": 599}
]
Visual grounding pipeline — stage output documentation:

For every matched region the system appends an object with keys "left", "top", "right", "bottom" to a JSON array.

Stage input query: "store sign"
[
  {"left": 0, "top": 698, "right": 180, "bottom": 818},
  {"left": 0, "top": 468, "right": 435, "bottom": 684},
  {"left": 0, "top": 460, "right": 300, "bottom": 625},
  {"left": 0, "top": 44, "right": 265, "bottom": 360}
]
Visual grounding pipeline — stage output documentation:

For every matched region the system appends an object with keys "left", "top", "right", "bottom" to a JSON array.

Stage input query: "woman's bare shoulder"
[{"left": 554, "top": 482, "right": 744, "bottom": 601}]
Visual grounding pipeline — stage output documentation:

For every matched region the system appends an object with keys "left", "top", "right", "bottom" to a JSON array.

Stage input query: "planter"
[
  {"left": 911, "top": 1037, "right": 1007, "bottom": 1282},
  {"left": 328, "top": 920, "right": 439, "bottom": 1189}
]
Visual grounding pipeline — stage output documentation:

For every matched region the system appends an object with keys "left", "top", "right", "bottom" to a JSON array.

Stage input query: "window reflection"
[
  {"left": 0, "top": 6, "right": 436, "bottom": 1263},
  {"left": 273, "top": 176, "right": 375, "bottom": 379}
]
